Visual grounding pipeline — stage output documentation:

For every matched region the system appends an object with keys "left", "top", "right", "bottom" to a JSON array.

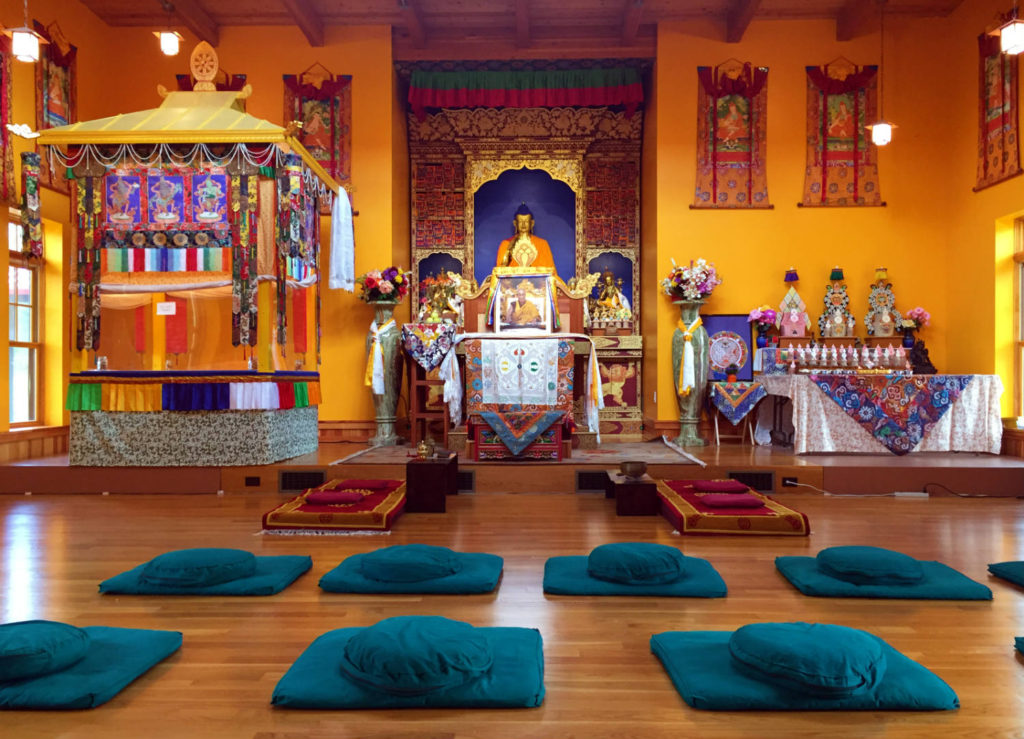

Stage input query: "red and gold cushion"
[{"left": 262, "top": 479, "right": 405, "bottom": 532}]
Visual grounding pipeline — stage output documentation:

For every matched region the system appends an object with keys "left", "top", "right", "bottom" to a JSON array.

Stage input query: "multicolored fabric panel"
[
  {"left": 464, "top": 338, "right": 573, "bottom": 413},
  {"left": 808, "top": 374, "right": 973, "bottom": 455},
  {"left": 401, "top": 322, "right": 457, "bottom": 371},
  {"left": 478, "top": 410, "right": 565, "bottom": 456},
  {"left": 66, "top": 375, "right": 321, "bottom": 412},
  {"left": 101, "top": 247, "right": 229, "bottom": 273},
  {"left": 709, "top": 381, "right": 767, "bottom": 426}
]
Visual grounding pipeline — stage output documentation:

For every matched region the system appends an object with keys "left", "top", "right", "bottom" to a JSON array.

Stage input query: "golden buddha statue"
[
  {"left": 589, "top": 269, "right": 631, "bottom": 321},
  {"left": 495, "top": 203, "right": 556, "bottom": 271}
]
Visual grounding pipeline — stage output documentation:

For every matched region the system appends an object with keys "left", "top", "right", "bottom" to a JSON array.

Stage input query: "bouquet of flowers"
[
  {"left": 661, "top": 258, "right": 721, "bottom": 301},
  {"left": 357, "top": 266, "right": 409, "bottom": 303},
  {"left": 747, "top": 304, "right": 777, "bottom": 333},
  {"left": 901, "top": 306, "right": 930, "bottom": 330}
]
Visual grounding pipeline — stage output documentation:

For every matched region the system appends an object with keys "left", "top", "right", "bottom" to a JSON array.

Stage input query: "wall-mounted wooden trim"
[{"left": 0, "top": 425, "right": 69, "bottom": 463}]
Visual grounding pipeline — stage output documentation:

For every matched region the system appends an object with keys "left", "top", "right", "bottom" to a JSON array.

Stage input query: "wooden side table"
[
  {"left": 405, "top": 453, "right": 458, "bottom": 513},
  {"left": 605, "top": 470, "right": 659, "bottom": 516}
]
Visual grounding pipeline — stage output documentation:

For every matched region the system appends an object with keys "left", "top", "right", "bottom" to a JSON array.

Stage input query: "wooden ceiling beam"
[
  {"left": 279, "top": 0, "right": 324, "bottom": 47},
  {"left": 726, "top": 0, "right": 761, "bottom": 43},
  {"left": 836, "top": 0, "right": 879, "bottom": 41},
  {"left": 515, "top": 0, "right": 530, "bottom": 47},
  {"left": 169, "top": 0, "right": 219, "bottom": 47},
  {"left": 621, "top": 0, "right": 643, "bottom": 46},
  {"left": 398, "top": 0, "right": 427, "bottom": 48}
]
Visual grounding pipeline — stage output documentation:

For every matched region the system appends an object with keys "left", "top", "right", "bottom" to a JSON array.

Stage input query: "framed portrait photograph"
[
  {"left": 495, "top": 274, "right": 552, "bottom": 334},
  {"left": 703, "top": 313, "right": 753, "bottom": 381}
]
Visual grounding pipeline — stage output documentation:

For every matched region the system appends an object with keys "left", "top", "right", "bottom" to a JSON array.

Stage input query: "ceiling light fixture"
[
  {"left": 4, "top": 0, "right": 47, "bottom": 63},
  {"left": 1000, "top": 1, "right": 1024, "bottom": 54},
  {"left": 154, "top": 1, "right": 182, "bottom": 56},
  {"left": 866, "top": 0, "right": 896, "bottom": 147}
]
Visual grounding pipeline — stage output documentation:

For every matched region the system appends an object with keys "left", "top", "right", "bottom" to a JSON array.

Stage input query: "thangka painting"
[
  {"left": 34, "top": 21, "right": 76, "bottom": 194},
  {"left": 283, "top": 72, "right": 352, "bottom": 186},
  {"left": 802, "top": 64, "right": 882, "bottom": 206},
  {"left": 693, "top": 62, "right": 770, "bottom": 209},
  {"left": 975, "top": 34, "right": 1020, "bottom": 191},
  {"left": 0, "top": 36, "right": 14, "bottom": 206},
  {"left": 100, "top": 167, "right": 232, "bottom": 273}
]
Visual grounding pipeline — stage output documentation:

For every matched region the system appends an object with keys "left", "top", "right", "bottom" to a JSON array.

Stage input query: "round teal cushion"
[
  {"left": 816, "top": 546, "right": 924, "bottom": 585},
  {"left": 729, "top": 622, "right": 886, "bottom": 697},
  {"left": 341, "top": 616, "right": 493, "bottom": 695},
  {"left": 139, "top": 548, "right": 257, "bottom": 587},
  {"left": 360, "top": 544, "right": 463, "bottom": 583},
  {"left": 0, "top": 620, "right": 91, "bottom": 682},
  {"left": 587, "top": 542, "right": 687, "bottom": 585}
]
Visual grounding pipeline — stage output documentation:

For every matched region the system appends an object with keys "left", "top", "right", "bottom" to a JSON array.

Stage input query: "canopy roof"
[{"left": 35, "top": 89, "right": 340, "bottom": 192}]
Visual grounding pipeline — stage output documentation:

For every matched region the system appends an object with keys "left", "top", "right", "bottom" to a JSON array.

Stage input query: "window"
[
  {"left": 1016, "top": 219, "right": 1024, "bottom": 418},
  {"left": 8, "top": 221, "right": 41, "bottom": 426}
]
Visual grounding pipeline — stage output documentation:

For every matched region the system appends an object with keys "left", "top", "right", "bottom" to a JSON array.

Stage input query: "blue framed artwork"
[{"left": 703, "top": 313, "right": 753, "bottom": 381}]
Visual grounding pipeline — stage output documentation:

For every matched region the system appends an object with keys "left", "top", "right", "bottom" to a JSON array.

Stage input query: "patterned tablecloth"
[
  {"left": 759, "top": 373, "right": 1003, "bottom": 455},
  {"left": 709, "top": 382, "right": 767, "bottom": 426},
  {"left": 401, "top": 323, "right": 458, "bottom": 371}
]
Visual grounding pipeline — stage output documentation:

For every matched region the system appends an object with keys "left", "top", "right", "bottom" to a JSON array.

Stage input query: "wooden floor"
[{"left": 3, "top": 490, "right": 1024, "bottom": 737}]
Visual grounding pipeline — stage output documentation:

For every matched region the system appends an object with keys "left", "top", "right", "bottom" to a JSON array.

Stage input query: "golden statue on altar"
[
  {"left": 495, "top": 203, "right": 556, "bottom": 271},
  {"left": 588, "top": 268, "right": 632, "bottom": 322}
]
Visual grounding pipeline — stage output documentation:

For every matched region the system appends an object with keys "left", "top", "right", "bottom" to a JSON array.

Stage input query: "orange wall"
[{"left": 652, "top": 18, "right": 957, "bottom": 420}]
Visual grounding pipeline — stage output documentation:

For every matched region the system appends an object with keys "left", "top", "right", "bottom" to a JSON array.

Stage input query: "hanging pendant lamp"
[{"left": 866, "top": 0, "right": 896, "bottom": 147}]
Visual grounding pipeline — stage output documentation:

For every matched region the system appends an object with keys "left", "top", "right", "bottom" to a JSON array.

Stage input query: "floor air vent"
[
  {"left": 456, "top": 470, "right": 475, "bottom": 493},
  {"left": 576, "top": 471, "right": 609, "bottom": 493},
  {"left": 279, "top": 470, "right": 326, "bottom": 492},
  {"left": 728, "top": 471, "right": 774, "bottom": 493}
]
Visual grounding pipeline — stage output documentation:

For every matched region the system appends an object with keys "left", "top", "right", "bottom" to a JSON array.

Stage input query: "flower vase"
[
  {"left": 365, "top": 301, "right": 402, "bottom": 447},
  {"left": 671, "top": 300, "right": 709, "bottom": 447},
  {"left": 756, "top": 330, "right": 768, "bottom": 349},
  {"left": 901, "top": 328, "right": 916, "bottom": 349}
]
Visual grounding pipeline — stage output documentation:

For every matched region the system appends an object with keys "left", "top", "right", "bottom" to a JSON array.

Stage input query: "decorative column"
[
  {"left": 365, "top": 301, "right": 402, "bottom": 447},
  {"left": 671, "top": 300, "right": 709, "bottom": 447}
]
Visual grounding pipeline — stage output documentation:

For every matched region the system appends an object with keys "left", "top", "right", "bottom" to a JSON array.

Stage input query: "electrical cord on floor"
[
  {"left": 922, "top": 482, "right": 1001, "bottom": 498},
  {"left": 786, "top": 481, "right": 900, "bottom": 498}
]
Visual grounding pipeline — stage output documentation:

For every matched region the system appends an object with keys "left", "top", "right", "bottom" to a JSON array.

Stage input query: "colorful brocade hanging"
[
  {"left": 275, "top": 154, "right": 318, "bottom": 350},
  {"left": 230, "top": 173, "right": 259, "bottom": 346},
  {"left": 693, "top": 63, "right": 770, "bottom": 209},
  {"left": 802, "top": 65, "right": 882, "bottom": 207},
  {"left": 975, "top": 34, "right": 1021, "bottom": 191},
  {"left": 20, "top": 151, "right": 43, "bottom": 257},
  {"left": 76, "top": 175, "right": 103, "bottom": 350}
]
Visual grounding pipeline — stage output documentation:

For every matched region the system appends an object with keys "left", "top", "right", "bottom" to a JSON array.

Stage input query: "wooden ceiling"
[{"left": 78, "top": 0, "right": 966, "bottom": 57}]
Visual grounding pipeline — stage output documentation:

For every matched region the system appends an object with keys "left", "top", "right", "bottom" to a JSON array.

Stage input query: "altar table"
[{"left": 758, "top": 373, "right": 1003, "bottom": 455}]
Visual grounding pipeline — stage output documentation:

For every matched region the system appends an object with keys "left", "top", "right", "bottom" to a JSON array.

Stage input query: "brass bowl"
[{"left": 619, "top": 461, "right": 647, "bottom": 479}]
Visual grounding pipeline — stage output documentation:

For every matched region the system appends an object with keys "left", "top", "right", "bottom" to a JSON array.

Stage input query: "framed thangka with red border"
[
  {"left": 692, "top": 62, "right": 770, "bottom": 209},
  {"left": 801, "top": 63, "right": 882, "bottom": 207},
  {"left": 975, "top": 34, "right": 1020, "bottom": 191},
  {"left": 283, "top": 71, "right": 352, "bottom": 187},
  {"left": 33, "top": 21, "right": 76, "bottom": 194},
  {"left": 0, "top": 36, "right": 14, "bottom": 206}
]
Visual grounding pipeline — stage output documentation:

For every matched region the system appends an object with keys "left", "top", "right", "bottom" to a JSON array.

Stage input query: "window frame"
[
  {"left": 8, "top": 224, "right": 43, "bottom": 428},
  {"left": 1015, "top": 219, "right": 1024, "bottom": 418}
]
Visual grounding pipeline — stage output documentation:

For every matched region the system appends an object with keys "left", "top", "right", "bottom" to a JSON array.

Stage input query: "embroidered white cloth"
[
  {"left": 230, "top": 382, "right": 280, "bottom": 410},
  {"left": 758, "top": 373, "right": 1003, "bottom": 454},
  {"left": 328, "top": 187, "right": 355, "bottom": 291},
  {"left": 365, "top": 319, "right": 396, "bottom": 395},
  {"left": 480, "top": 339, "right": 560, "bottom": 406}
]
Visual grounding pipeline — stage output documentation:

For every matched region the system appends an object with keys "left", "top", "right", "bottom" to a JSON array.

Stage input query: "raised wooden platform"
[{"left": 3, "top": 442, "right": 1022, "bottom": 497}]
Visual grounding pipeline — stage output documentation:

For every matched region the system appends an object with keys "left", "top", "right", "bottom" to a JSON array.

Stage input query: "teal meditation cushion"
[
  {"left": 816, "top": 546, "right": 924, "bottom": 585},
  {"left": 0, "top": 620, "right": 91, "bottom": 682},
  {"left": 587, "top": 542, "right": 687, "bottom": 585},
  {"left": 360, "top": 544, "right": 463, "bottom": 583},
  {"left": 139, "top": 547, "right": 258, "bottom": 587},
  {"left": 340, "top": 616, "right": 493, "bottom": 695},
  {"left": 729, "top": 622, "right": 886, "bottom": 697}
]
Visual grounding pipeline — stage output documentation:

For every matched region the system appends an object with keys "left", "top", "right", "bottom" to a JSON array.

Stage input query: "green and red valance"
[{"left": 408, "top": 67, "right": 643, "bottom": 119}]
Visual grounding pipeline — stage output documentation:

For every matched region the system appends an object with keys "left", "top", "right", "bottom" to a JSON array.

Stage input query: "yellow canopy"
[{"left": 35, "top": 90, "right": 341, "bottom": 193}]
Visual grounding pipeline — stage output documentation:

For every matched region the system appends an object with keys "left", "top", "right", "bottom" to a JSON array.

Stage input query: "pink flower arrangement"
[
  {"left": 356, "top": 266, "right": 410, "bottom": 303},
  {"left": 661, "top": 258, "right": 721, "bottom": 301},
  {"left": 902, "top": 306, "right": 930, "bottom": 330},
  {"left": 747, "top": 304, "right": 777, "bottom": 332}
]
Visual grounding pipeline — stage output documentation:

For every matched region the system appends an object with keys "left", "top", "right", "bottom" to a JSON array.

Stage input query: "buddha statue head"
[{"left": 512, "top": 202, "right": 535, "bottom": 237}]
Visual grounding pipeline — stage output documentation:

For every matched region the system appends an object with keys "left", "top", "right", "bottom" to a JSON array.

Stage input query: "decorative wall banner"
[
  {"left": 283, "top": 71, "right": 352, "bottom": 185},
  {"left": 76, "top": 176, "right": 103, "bottom": 350},
  {"left": 693, "top": 62, "right": 771, "bottom": 209},
  {"left": 0, "top": 37, "right": 13, "bottom": 207},
  {"left": 34, "top": 21, "right": 76, "bottom": 193},
  {"left": 275, "top": 153, "right": 318, "bottom": 346},
  {"left": 231, "top": 173, "right": 259, "bottom": 347},
  {"left": 801, "top": 63, "right": 882, "bottom": 206},
  {"left": 975, "top": 34, "right": 1021, "bottom": 191},
  {"left": 20, "top": 152, "right": 43, "bottom": 258}
]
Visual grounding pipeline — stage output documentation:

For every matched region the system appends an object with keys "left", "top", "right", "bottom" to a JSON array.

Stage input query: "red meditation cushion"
[
  {"left": 700, "top": 493, "right": 765, "bottom": 509},
  {"left": 692, "top": 479, "right": 750, "bottom": 493},
  {"left": 306, "top": 490, "right": 366, "bottom": 505}
]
